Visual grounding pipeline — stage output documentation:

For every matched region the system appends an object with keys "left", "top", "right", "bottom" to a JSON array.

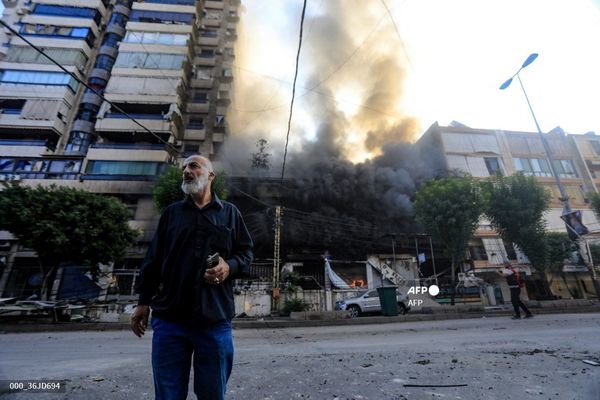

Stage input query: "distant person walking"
[{"left": 498, "top": 262, "right": 532, "bottom": 319}]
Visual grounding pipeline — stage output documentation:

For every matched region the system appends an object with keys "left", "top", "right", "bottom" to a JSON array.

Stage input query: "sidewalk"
[{"left": 1, "top": 300, "right": 598, "bottom": 333}]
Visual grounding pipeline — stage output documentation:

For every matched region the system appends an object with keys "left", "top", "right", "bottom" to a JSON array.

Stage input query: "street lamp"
[
  {"left": 500, "top": 53, "right": 600, "bottom": 297},
  {"left": 499, "top": 53, "right": 571, "bottom": 214}
]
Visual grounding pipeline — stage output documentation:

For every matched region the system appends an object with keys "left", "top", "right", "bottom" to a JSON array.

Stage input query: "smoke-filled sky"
[{"left": 226, "top": 0, "right": 600, "bottom": 168}]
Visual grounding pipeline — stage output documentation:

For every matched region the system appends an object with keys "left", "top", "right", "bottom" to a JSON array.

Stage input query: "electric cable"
[
  {"left": 280, "top": 0, "right": 308, "bottom": 184},
  {"left": 380, "top": 0, "right": 414, "bottom": 71}
]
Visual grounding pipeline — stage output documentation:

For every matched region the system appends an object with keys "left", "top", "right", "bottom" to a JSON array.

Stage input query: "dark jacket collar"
[{"left": 184, "top": 192, "right": 223, "bottom": 210}]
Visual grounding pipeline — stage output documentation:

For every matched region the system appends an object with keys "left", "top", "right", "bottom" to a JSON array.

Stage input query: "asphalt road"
[{"left": 0, "top": 313, "right": 599, "bottom": 400}]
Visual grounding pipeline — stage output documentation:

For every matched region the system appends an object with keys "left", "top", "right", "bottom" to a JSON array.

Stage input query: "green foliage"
[
  {"left": 413, "top": 175, "right": 483, "bottom": 266},
  {"left": 588, "top": 191, "right": 600, "bottom": 220},
  {"left": 545, "top": 232, "right": 573, "bottom": 273},
  {"left": 152, "top": 165, "right": 185, "bottom": 213},
  {"left": 152, "top": 164, "right": 229, "bottom": 213},
  {"left": 282, "top": 297, "right": 311, "bottom": 315},
  {"left": 283, "top": 271, "right": 303, "bottom": 294},
  {"left": 482, "top": 173, "right": 550, "bottom": 268},
  {"left": 589, "top": 243, "right": 600, "bottom": 267},
  {"left": 0, "top": 182, "right": 139, "bottom": 269}
]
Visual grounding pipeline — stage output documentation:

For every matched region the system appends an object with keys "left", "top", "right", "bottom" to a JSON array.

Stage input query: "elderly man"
[{"left": 131, "top": 155, "right": 253, "bottom": 400}]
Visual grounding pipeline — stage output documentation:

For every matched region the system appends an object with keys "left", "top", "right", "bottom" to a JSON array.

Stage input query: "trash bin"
[{"left": 377, "top": 286, "right": 399, "bottom": 316}]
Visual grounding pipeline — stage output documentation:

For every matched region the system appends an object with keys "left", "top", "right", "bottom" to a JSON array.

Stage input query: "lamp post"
[
  {"left": 500, "top": 53, "right": 571, "bottom": 214},
  {"left": 500, "top": 53, "right": 600, "bottom": 297}
]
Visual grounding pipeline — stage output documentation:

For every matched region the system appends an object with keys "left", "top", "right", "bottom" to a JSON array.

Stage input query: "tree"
[
  {"left": 413, "top": 175, "right": 483, "bottom": 305},
  {"left": 545, "top": 232, "right": 580, "bottom": 298},
  {"left": 152, "top": 164, "right": 229, "bottom": 213},
  {"left": 482, "top": 173, "right": 550, "bottom": 270},
  {"left": 0, "top": 182, "right": 139, "bottom": 299},
  {"left": 587, "top": 191, "right": 600, "bottom": 219},
  {"left": 250, "top": 138, "right": 271, "bottom": 171}
]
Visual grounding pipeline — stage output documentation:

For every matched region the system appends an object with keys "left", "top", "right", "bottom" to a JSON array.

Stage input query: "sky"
[{"left": 230, "top": 0, "right": 600, "bottom": 162}]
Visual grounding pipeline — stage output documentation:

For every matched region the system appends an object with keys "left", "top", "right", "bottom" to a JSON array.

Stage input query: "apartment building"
[
  {"left": 418, "top": 122, "right": 599, "bottom": 302},
  {"left": 0, "top": 0, "right": 240, "bottom": 300}
]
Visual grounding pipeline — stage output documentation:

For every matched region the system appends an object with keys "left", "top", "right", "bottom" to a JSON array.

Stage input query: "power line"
[
  {"left": 280, "top": 0, "right": 308, "bottom": 185},
  {"left": 379, "top": 0, "right": 414, "bottom": 71},
  {"left": 226, "top": 62, "right": 409, "bottom": 119},
  {"left": 226, "top": 11, "right": 389, "bottom": 115},
  {"left": 0, "top": 19, "right": 182, "bottom": 155}
]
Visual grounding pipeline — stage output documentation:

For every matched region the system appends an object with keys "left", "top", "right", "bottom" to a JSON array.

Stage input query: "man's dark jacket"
[{"left": 135, "top": 194, "right": 253, "bottom": 324}]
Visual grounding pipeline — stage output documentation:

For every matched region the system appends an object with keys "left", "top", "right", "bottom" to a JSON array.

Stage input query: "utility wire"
[
  {"left": 226, "top": 11, "right": 388, "bottom": 114},
  {"left": 280, "top": 0, "right": 308, "bottom": 185},
  {"left": 380, "top": 0, "right": 414, "bottom": 71},
  {"left": 0, "top": 19, "right": 182, "bottom": 155}
]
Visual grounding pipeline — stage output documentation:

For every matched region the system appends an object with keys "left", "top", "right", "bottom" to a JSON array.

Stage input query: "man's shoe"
[
  {"left": 524, "top": 314, "right": 533, "bottom": 319},
  {"left": 511, "top": 315, "right": 521, "bottom": 320}
]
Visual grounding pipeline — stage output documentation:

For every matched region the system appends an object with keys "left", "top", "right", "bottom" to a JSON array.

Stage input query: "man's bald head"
[
  {"left": 184, "top": 155, "right": 213, "bottom": 173},
  {"left": 181, "top": 155, "right": 214, "bottom": 195}
]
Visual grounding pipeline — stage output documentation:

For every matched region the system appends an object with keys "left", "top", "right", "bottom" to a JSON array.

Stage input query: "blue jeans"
[{"left": 151, "top": 317, "right": 234, "bottom": 400}]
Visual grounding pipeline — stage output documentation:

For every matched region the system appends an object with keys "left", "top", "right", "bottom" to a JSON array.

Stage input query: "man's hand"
[
  {"left": 131, "top": 305, "right": 150, "bottom": 338},
  {"left": 204, "top": 257, "right": 230, "bottom": 285}
]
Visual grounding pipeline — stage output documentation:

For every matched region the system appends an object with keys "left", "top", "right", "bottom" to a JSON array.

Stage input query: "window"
[
  {"left": 96, "top": 54, "right": 115, "bottom": 70},
  {"left": 114, "top": 52, "right": 185, "bottom": 70},
  {"left": 196, "top": 67, "right": 212, "bottom": 79},
  {"left": 0, "top": 70, "right": 78, "bottom": 92},
  {"left": 484, "top": 157, "right": 502, "bottom": 176},
  {"left": 102, "top": 33, "right": 121, "bottom": 47},
  {"left": 123, "top": 31, "right": 188, "bottom": 46},
  {"left": 192, "top": 92, "right": 208, "bottom": 103},
  {"left": 0, "top": 99, "right": 26, "bottom": 115},
  {"left": 0, "top": 159, "right": 14, "bottom": 172},
  {"left": 513, "top": 157, "right": 552, "bottom": 177},
  {"left": 468, "top": 245, "right": 488, "bottom": 261},
  {"left": 187, "top": 118, "right": 204, "bottom": 129},
  {"left": 108, "top": 12, "right": 128, "bottom": 27},
  {"left": 86, "top": 161, "right": 164, "bottom": 176},
  {"left": 199, "top": 49, "right": 215, "bottom": 58},
  {"left": 200, "top": 29, "right": 218, "bottom": 38},
  {"left": 129, "top": 10, "right": 194, "bottom": 24},
  {"left": 552, "top": 159, "right": 578, "bottom": 178},
  {"left": 19, "top": 24, "right": 95, "bottom": 46},
  {"left": 32, "top": 4, "right": 102, "bottom": 25}
]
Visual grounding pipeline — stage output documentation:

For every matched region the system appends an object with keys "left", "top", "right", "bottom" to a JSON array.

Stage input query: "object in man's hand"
[{"left": 207, "top": 252, "right": 220, "bottom": 268}]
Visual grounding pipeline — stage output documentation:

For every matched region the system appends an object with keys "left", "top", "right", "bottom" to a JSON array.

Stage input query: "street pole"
[
  {"left": 272, "top": 206, "right": 282, "bottom": 313},
  {"left": 501, "top": 54, "right": 600, "bottom": 298}
]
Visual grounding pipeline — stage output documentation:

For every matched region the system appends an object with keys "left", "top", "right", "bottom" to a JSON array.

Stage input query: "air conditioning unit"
[{"left": 215, "top": 47, "right": 223, "bottom": 54}]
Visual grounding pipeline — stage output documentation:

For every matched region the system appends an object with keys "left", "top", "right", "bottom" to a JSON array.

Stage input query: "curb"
[{"left": 1, "top": 306, "right": 599, "bottom": 333}]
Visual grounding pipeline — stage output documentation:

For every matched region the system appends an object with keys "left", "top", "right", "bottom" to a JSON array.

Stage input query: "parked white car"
[{"left": 334, "top": 288, "right": 410, "bottom": 318}]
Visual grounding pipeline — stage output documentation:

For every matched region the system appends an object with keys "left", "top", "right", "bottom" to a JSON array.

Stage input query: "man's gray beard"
[{"left": 181, "top": 174, "right": 208, "bottom": 195}]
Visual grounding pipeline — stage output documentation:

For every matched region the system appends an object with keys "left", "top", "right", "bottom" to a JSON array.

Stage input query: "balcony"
[
  {"left": 198, "top": 35, "right": 219, "bottom": 46},
  {"left": 194, "top": 56, "right": 216, "bottom": 67},
  {"left": 87, "top": 147, "right": 169, "bottom": 162},
  {"left": 186, "top": 102, "right": 209, "bottom": 113},
  {"left": 204, "top": 1, "right": 225, "bottom": 10},
  {"left": 184, "top": 127, "right": 206, "bottom": 141},
  {"left": 191, "top": 78, "right": 214, "bottom": 89},
  {"left": 95, "top": 115, "right": 174, "bottom": 133}
]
